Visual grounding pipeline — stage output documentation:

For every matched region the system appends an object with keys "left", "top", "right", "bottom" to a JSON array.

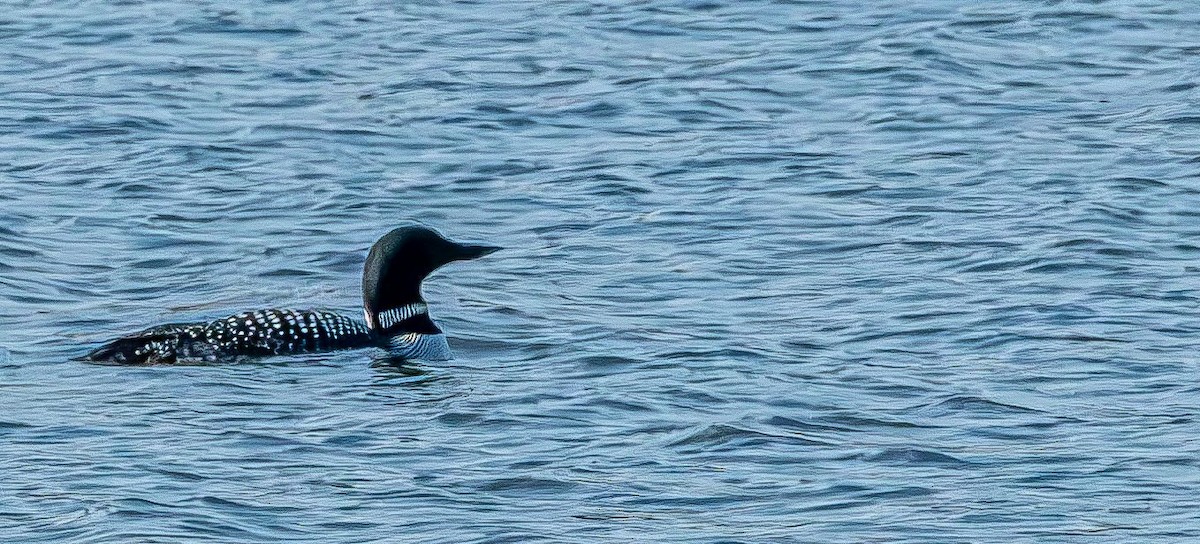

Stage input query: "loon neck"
[
  {"left": 365, "top": 301, "right": 441, "bottom": 335},
  {"left": 373, "top": 302, "right": 428, "bottom": 329}
]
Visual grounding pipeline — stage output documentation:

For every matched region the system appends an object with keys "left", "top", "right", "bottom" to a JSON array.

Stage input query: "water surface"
[{"left": 2, "top": 1, "right": 1200, "bottom": 542}]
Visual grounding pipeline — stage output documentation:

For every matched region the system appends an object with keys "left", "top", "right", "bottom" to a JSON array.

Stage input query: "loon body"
[{"left": 86, "top": 227, "right": 499, "bottom": 365}]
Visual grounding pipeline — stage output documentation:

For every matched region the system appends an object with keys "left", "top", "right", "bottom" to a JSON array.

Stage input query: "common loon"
[{"left": 85, "top": 226, "right": 500, "bottom": 365}]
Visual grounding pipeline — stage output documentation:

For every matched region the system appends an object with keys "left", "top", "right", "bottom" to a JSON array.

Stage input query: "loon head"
[{"left": 361, "top": 226, "right": 500, "bottom": 334}]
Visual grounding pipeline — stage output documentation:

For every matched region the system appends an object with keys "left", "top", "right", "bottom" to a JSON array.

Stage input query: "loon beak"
[{"left": 454, "top": 243, "right": 502, "bottom": 261}]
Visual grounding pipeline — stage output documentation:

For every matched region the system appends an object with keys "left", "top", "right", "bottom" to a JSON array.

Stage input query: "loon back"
[
  {"left": 86, "top": 310, "right": 375, "bottom": 365},
  {"left": 85, "top": 226, "right": 499, "bottom": 365}
]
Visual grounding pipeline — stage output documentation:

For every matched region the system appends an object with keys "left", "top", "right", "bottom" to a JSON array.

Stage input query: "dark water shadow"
[
  {"left": 71, "top": 350, "right": 347, "bottom": 369},
  {"left": 368, "top": 355, "right": 444, "bottom": 387}
]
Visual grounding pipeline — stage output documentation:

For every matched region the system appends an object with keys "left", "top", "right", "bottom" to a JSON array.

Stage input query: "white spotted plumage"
[{"left": 88, "top": 309, "right": 377, "bottom": 364}]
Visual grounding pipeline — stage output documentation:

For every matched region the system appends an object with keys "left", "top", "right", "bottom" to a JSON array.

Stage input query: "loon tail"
[
  {"left": 84, "top": 322, "right": 200, "bottom": 365},
  {"left": 85, "top": 333, "right": 175, "bottom": 365},
  {"left": 85, "top": 337, "right": 145, "bottom": 364}
]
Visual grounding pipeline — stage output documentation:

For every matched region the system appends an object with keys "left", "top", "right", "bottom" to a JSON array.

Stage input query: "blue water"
[{"left": 3, "top": 1, "right": 1200, "bottom": 541}]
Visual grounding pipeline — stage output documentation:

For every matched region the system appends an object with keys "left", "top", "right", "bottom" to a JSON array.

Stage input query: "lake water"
[{"left": 2, "top": 1, "right": 1199, "bottom": 542}]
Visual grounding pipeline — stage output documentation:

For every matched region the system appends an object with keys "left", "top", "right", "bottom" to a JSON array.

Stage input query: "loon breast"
[{"left": 386, "top": 332, "right": 453, "bottom": 361}]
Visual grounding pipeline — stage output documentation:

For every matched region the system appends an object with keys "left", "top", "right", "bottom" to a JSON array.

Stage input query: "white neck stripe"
[{"left": 373, "top": 302, "right": 429, "bottom": 330}]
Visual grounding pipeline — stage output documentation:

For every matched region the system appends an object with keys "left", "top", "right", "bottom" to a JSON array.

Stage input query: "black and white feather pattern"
[
  {"left": 87, "top": 309, "right": 375, "bottom": 365},
  {"left": 372, "top": 302, "right": 428, "bottom": 330}
]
